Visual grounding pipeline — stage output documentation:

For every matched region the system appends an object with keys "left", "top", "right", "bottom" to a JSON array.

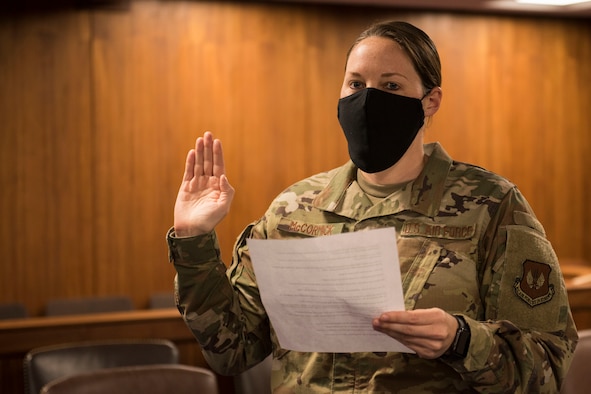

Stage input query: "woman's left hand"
[{"left": 372, "top": 308, "right": 458, "bottom": 359}]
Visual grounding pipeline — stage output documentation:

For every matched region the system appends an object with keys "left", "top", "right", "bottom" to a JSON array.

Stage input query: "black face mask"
[{"left": 337, "top": 88, "right": 425, "bottom": 173}]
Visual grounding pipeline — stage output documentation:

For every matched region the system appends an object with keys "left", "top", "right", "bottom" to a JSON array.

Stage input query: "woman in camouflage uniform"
[{"left": 168, "top": 21, "right": 577, "bottom": 393}]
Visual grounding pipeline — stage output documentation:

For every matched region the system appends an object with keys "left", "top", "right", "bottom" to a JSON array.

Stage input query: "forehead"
[{"left": 346, "top": 36, "right": 416, "bottom": 77}]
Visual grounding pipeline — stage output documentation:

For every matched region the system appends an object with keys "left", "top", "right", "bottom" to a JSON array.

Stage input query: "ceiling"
[
  {"left": 264, "top": 0, "right": 591, "bottom": 18},
  {"left": 4, "top": 0, "right": 591, "bottom": 18}
]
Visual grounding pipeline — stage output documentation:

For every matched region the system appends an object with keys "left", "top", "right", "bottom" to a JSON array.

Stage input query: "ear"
[{"left": 423, "top": 87, "right": 442, "bottom": 117}]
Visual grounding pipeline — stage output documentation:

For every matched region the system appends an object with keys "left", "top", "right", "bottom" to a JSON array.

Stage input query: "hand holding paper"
[{"left": 247, "top": 227, "right": 413, "bottom": 353}]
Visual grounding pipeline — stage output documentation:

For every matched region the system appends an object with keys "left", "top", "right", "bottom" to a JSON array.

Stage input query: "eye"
[
  {"left": 348, "top": 80, "right": 365, "bottom": 90},
  {"left": 385, "top": 82, "right": 400, "bottom": 91}
]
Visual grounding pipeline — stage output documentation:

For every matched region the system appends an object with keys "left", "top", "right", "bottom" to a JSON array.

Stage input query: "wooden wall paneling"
[
  {"left": 91, "top": 3, "right": 182, "bottom": 304},
  {"left": 1, "top": 1, "right": 590, "bottom": 317},
  {"left": 153, "top": 3, "right": 358, "bottom": 262},
  {"left": 0, "top": 18, "right": 20, "bottom": 304},
  {"left": 422, "top": 16, "right": 591, "bottom": 260},
  {"left": 0, "top": 12, "right": 95, "bottom": 315},
  {"left": 551, "top": 21, "right": 591, "bottom": 260},
  {"left": 518, "top": 19, "right": 591, "bottom": 259},
  {"left": 421, "top": 15, "right": 495, "bottom": 167},
  {"left": 218, "top": 4, "right": 350, "bottom": 244}
]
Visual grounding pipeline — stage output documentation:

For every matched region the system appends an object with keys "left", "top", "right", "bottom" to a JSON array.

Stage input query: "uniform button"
[{"left": 297, "top": 376, "right": 303, "bottom": 385}]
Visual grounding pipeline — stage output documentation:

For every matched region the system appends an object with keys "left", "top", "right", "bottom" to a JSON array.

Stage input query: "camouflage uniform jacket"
[{"left": 168, "top": 142, "right": 577, "bottom": 393}]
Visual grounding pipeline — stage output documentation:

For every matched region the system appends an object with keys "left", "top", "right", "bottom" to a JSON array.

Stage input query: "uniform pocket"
[
  {"left": 399, "top": 237, "right": 482, "bottom": 317},
  {"left": 399, "top": 238, "right": 442, "bottom": 310}
]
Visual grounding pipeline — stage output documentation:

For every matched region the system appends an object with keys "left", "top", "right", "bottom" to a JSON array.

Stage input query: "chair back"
[
  {"left": 561, "top": 329, "right": 591, "bottom": 394},
  {"left": 40, "top": 364, "right": 218, "bottom": 394},
  {"left": 0, "top": 302, "right": 27, "bottom": 319},
  {"left": 45, "top": 296, "right": 133, "bottom": 316},
  {"left": 23, "top": 339, "right": 179, "bottom": 394},
  {"left": 148, "top": 292, "right": 176, "bottom": 309}
]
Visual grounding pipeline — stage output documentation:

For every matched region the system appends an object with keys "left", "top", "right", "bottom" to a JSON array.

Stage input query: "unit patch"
[{"left": 514, "top": 260, "right": 555, "bottom": 307}]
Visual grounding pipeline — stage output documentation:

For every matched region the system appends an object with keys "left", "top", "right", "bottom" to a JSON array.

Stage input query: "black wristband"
[{"left": 441, "top": 315, "right": 471, "bottom": 361}]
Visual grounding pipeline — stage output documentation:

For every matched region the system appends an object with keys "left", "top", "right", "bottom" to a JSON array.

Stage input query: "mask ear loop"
[{"left": 420, "top": 89, "right": 432, "bottom": 101}]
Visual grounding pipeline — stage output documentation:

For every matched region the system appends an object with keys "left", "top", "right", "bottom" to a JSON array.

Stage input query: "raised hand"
[{"left": 173, "top": 132, "right": 235, "bottom": 237}]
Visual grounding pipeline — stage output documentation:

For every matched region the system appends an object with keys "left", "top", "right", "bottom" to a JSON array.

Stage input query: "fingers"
[
  {"left": 183, "top": 149, "right": 196, "bottom": 182},
  {"left": 194, "top": 135, "right": 204, "bottom": 177},
  {"left": 202, "top": 132, "right": 214, "bottom": 176},
  {"left": 377, "top": 308, "right": 447, "bottom": 325},
  {"left": 372, "top": 314, "right": 448, "bottom": 358},
  {"left": 212, "top": 138, "right": 226, "bottom": 177},
  {"left": 372, "top": 309, "right": 458, "bottom": 358},
  {"left": 194, "top": 131, "right": 225, "bottom": 177},
  {"left": 373, "top": 309, "right": 452, "bottom": 339}
]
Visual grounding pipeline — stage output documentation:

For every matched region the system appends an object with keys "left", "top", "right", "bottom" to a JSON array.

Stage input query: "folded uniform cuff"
[{"left": 166, "top": 227, "right": 220, "bottom": 265}]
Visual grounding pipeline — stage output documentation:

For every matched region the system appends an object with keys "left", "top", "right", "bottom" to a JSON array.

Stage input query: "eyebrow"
[
  {"left": 380, "top": 72, "right": 409, "bottom": 80},
  {"left": 347, "top": 71, "right": 409, "bottom": 80}
]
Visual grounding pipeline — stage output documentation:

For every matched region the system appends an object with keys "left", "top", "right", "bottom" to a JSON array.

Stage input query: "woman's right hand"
[{"left": 173, "top": 131, "right": 235, "bottom": 237}]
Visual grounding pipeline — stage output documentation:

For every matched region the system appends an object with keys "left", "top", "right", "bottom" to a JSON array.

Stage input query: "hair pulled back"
[{"left": 347, "top": 21, "right": 442, "bottom": 94}]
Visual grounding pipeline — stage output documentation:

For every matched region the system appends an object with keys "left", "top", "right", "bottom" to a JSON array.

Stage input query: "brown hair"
[{"left": 346, "top": 21, "right": 442, "bottom": 94}]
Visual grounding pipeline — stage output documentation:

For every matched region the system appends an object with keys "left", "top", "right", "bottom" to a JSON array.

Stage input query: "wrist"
[
  {"left": 173, "top": 224, "right": 210, "bottom": 238},
  {"left": 174, "top": 228, "right": 200, "bottom": 238},
  {"left": 441, "top": 315, "right": 471, "bottom": 361}
]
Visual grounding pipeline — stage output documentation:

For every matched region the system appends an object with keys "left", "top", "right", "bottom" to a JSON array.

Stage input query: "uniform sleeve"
[
  {"left": 167, "top": 222, "right": 272, "bottom": 376},
  {"left": 445, "top": 188, "right": 578, "bottom": 393}
]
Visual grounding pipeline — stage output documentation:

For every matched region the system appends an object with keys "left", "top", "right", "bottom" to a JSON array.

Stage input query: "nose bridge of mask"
[{"left": 365, "top": 88, "right": 393, "bottom": 129}]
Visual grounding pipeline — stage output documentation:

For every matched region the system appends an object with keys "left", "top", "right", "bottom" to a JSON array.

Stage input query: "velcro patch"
[
  {"left": 277, "top": 218, "right": 343, "bottom": 237},
  {"left": 400, "top": 221, "right": 476, "bottom": 240},
  {"left": 513, "top": 260, "right": 555, "bottom": 307}
]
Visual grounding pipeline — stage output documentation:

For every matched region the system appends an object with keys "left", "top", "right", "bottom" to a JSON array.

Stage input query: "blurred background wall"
[{"left": 1, "top": 0, "right": 590, "bottom": 316}]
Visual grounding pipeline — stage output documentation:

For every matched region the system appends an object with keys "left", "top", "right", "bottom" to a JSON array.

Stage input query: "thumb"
[{"left": 219, "top": 174, "right": 235, "bottom": 196}]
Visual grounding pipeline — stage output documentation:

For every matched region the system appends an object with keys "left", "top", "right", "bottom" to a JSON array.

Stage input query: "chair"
[
  {"left": 0, "top": 302, "right": 28, "bottom": 319},
  {"left": 23, "top": 339, "right": 179, "bottom": 394},
  {"left": 40, "top": 364, "right": 219, "bottom": 394},
  {"left": 45, "top": 295, "right": 133, "bottom": 316},
  {"left": 233, "top": 355, "right": 272, "bottom": 394},
  {"left": 560, "top": 329, "right": 591, "bottom": 394},
  {"left": 148, "top": 292, "right": 176, "bottom": 309}
]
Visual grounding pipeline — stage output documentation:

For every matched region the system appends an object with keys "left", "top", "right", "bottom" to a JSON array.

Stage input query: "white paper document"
[{"left": 247, "top": 227, "right": 413, "bottom": 353}]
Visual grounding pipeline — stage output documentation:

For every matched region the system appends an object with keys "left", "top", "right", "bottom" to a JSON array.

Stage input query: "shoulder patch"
[{"left": 513, "top": 260, "right": 555, "bottom": 307}]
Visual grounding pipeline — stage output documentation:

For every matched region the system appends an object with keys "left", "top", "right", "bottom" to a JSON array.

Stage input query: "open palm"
[{"left": 173, "top": 132, "right": 235, "bottom": 237}]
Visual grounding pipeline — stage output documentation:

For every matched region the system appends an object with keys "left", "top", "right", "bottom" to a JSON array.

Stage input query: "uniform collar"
[{"left": 313, "top": 142, "right": 452, "bottom": 219}]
